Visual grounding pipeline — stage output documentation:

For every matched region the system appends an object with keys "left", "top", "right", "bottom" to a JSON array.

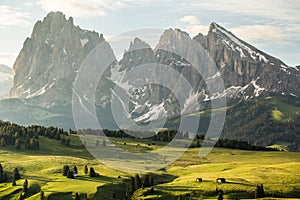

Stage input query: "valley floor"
[{"left": 0, "top": 135, "right": 299, "bottom": 199}]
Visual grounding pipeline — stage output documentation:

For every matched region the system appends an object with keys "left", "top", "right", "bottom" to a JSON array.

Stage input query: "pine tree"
[
  {"left": 84, "top": 165, "right": 88, "bottom": 175},
  {"left": 260, "top": 184, "right": 265, "bottom": 197},
  {"left": 217, "top": 192, "right": 223, "bottom": 200},
  {"left": 135, "top": 174, "right": 142, "bottom": 189},
  {"left": 12, "top": 180, "right": 17, "bottom": 186},
  {"left": 23, "top": 179, "right": 28, "bottom": 192},
  {"left": 40, "top": 191, "right": 45, "bottom": 200},
  {"left": 143, "top": 175, "right": 150, "bottom": 187},
  {"left": 126, "top": 176, "right": 135, "bottom": 198},
  {"left": 73, "top": 166, "right": 78, "bottom": 175},
  {"left": 62, "top": 165, "right": 69, "bottom": 176},
  {"left": 19, "top": 192, "right": 23, "bottom": 200},
  {"left": 75, "top": 192, "right": 80, "bottom": 200},
  {"left": 150, "top": 177, "right": 154, "bottom": 186},
  {"left": 0, "top": 163, "right": 4, "bottom": 182},
  {"left": 14, "top": 168, "right": 21, "bottom": 180},
  {"left": 67, "top": 169, "right": 74, "bottom": 179},
  {"left": 89, "top": 167, "right": 96, "bottom": 177}
]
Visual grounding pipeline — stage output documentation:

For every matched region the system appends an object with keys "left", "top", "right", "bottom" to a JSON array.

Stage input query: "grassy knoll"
[{"left": 0, "top": 135, "right": 299, "bottom": 199}]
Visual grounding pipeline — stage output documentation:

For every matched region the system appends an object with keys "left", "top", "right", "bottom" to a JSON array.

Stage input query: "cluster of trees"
[
  {"left": 79, "top": 129, "right": 189, "bottom": 142},
  {"left": 215, "top": 138, "right": 279, "bottom": 151},
  {"left": 62, "top": 165, "right": 99, "bottom": 179},
  {"left": 126, "top": 174, "right": 154, "bottom": 198},
  {"left": 255, "top": 184, "right": 265, "bottom": 198},
  {"left": 0, "top": 120, "right": 73, "bottom": 150}
]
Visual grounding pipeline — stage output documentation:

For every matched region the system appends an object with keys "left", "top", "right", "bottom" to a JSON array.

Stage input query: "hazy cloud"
[
  {"left": 0, "top": 6, "right": 31, "bottom": 28},
  {"left": 230, "top": 25, "right": 288, "bottom": 45},
  {"left": 180, "top": 16, "right": 208, "bottom": 36},
  {"left": 181, "top": 0, "right": 300, "bottom": 21}
]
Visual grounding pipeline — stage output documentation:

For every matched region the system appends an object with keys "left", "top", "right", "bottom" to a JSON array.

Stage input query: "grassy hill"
[{"left": 0, "top": 134, "right": 300, "bottom": 199}]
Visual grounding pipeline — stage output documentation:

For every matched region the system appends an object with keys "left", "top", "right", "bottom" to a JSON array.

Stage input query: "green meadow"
[{"left": 0, "top": 135, "right": 299, "bottom": 199}]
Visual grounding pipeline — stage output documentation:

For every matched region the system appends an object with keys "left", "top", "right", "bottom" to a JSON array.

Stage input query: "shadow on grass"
[{"left": 74, "top": 175, "right": 116, "bottom": 183}]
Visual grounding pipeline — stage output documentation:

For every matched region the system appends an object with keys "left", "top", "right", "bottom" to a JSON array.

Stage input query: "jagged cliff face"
[
  {"left": 194, "top": 23, "right": 300, "bottom": 99},
  {"left": 7, "top": 12, "right": 300, "bottom": 129},
  {"left": 10, "top": 12, "right": 103, "bottom": 107}
]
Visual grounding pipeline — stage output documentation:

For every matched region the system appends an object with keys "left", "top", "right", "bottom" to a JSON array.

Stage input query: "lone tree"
[
  {"left": 14, "top": 168, "right": 21, "bottom": 180},
  {"left": 62, "top": 165, "right": 70, "bottom": 176},
  {"left": 73, "top": 166, "right": 78, "bottom": 175},
  {"left": 19, "top": 192, "right": 24, "bottom": 200},
  {"left": 217, "top": 191, "right": 224, "bottom": 200},
  {"left": 23, "top": 179, "right": 28, "bottom": 192},
  {"left": 255, "top": 184, "right": 265, "bottom": 198},
  {"left": 40, "top": 191, "right": 45, "bottom": 200},
  {"left": 89, "top": 167, "right": 96, "bottom": 177},
  {"left": 67, "top": 169, "right": 74, "bottom": 179},
  {"left": 126, "top": 176, "right": 136, "bottom": 198},
  {"left": 12, "top": 180, "right": 16, "bottom": 186},
  {"left": 143, "top": 175, "right": 150, "bottom": 188},
  {"left": 84, "top": 165, "right": 88, "bottom": 175},
  {"left": 0, "top": 163, "right": 8, "bottom": 182},
  {"left": 75, "top": 192, "right": 80, "bottom": 200},
  {"left": 135, "top": 174, "right": 142, "bottom": 190}
]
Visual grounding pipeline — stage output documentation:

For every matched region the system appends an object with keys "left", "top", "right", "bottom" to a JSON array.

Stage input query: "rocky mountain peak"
[
  {"left": 10, "top": 11, "right": 104, "bottom": 107},
  {"left": 128, "top": 38, "right": 151, "bottom": 51}
]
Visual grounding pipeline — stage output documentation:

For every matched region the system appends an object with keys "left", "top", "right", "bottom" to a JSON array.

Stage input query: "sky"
[{"left": 0, "top": 0, "right": 300, "bottom": 67}]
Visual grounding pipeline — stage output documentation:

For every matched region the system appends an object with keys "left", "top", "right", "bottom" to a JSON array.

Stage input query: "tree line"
[{"left": 0, "top": 120, "right": 72, "bottom": 150}]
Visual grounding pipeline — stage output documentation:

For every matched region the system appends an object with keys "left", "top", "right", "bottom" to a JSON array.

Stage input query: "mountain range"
[{"left": 0, "top": 12, "right": 299, "bottom": 150}]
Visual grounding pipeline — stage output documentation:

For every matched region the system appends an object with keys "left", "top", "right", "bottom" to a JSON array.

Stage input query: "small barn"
[
  {"left": 216, "top": 178, "right": 226, "bottom": 183},
  {"left": 196, "top": 178, "right": 202, "bottom": 182}
]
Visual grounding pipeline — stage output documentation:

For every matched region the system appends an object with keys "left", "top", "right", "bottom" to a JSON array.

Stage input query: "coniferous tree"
[
  {"left": 40, "top": 191, "right": 45, "bottom": 200},
  {"left": 73, "top": 166, "right": 78, "bottom": 175},
  {"left": 12, "top": 180, "right": 17, "bottom": 186},
  {"left": 217, "top": 192, "right": 224, "bottom": 200},
  {"left": 0, "top": 163, "right": 5, "bottom": 182},
  {"left": 23, "top": 179, "right": 28, "bottom": 192},
  {"left": 14, "top": 168, "right": 21, "bottom": 180},
  {"left": 150, "top": 177, "right": 154, "bottom": 186},
  {"left": 19, "top": 192, "right": 23, "bottom": 200},
  {"left": 135, "top": 174, "right": 142, "bottom": 190},
  {"left": 67, "top": 169, "right": 74, "bottom": 179},
  {"left": 75, "top": 192, "right": 80, "bottom": 200},
  {"left": 260, "top": 184, "right": 265, "bottom": 197},
  {"left": 143, "top": 175, "right": 150, "bottom": 188},
  {"left": 89, "top": 167, "right": 96, "bottom": 177},
  {"left": 126, "top": 176, "right": 135, "bottom": 198},
  {"left": 84, "top": 165, "right": 88, "bottom": 175},
  {"left": 62, "top": 165, "right": 70, "bottom": 176}
]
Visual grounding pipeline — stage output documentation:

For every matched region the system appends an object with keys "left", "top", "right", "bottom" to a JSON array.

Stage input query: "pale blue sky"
[{"left": 0, "top": 0, "right": 299, "bottom": 67}]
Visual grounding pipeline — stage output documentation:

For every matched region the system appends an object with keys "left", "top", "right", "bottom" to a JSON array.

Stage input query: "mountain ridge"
[{"left": 1, "top": 12, "right": 299, "bottom": 150}]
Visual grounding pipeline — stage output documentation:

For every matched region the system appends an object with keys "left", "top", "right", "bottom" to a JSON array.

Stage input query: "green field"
[{"left": 0, "top": 135, "right": 300, "bottom": 200}]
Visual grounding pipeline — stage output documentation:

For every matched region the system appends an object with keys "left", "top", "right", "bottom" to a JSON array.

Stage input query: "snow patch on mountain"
[{"left": 212, "top": 23, "right": 269, "bottom": 63}]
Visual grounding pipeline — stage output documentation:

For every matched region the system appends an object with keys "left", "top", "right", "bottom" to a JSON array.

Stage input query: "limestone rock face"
[
  {"left": 10, "top": 11, "right": 104, "bottom": 107},
  {"left": 8, "top": 12, "right": 300, "bottom": 129}
]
